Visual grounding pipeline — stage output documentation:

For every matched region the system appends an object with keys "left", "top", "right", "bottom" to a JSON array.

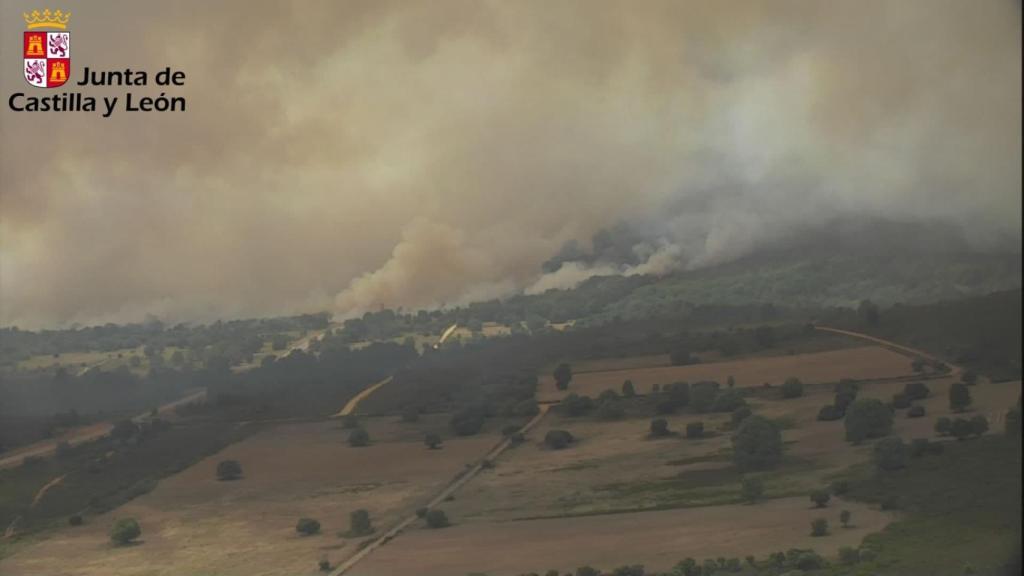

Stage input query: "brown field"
[
  {"left": 1, "top": 415, "right": 497, "bottom": 576},
  {"left": 356, "top": 496, "right": 895, "bottom": 576},
  {"left": 538, "top": 345, "right": 915, "bottom": 402},
  {"left": 5, "top": 334, "right": 1019, "bottom": 576}
]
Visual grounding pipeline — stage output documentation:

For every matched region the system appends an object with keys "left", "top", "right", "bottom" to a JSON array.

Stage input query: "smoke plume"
[{"left": 1, "top": 0, "right": 1020, "bottom": 327}]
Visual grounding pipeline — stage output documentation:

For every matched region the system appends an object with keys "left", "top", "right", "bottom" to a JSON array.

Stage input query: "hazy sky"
[{"left": 1, "top": 0, "right": 1020, "bottom": 328}]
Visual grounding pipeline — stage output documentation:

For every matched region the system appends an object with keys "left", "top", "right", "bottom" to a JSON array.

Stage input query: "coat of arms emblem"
[{"left": 23, "top": 9, "right": 71, "bottom": 88}]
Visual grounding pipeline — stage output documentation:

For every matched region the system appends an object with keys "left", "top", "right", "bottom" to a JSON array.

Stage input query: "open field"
[
  {"left": 0, "top": 416, "right": 497, "bottom": 576},
  {"left": 538, "top": 345, "right": 915, "bottom": 402},
  {"left": 355, "top": 496, "right": 894, "bottom": 576}
]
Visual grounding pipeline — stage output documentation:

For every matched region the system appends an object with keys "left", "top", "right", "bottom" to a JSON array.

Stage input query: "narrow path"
[
  {"left": 330, "top": 404, "right": 552, "bottom": 575},
  {"left": 30, "top": 475, "right": 66, "bottom": 508},
  {"left": 814, "top": 325, "right": 962, "bottom": 375},
  {"left": 334, "top": 377, "right": 393, "bottom": 417}
]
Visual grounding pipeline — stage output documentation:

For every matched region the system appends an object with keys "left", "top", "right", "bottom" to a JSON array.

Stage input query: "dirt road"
[
  {"left": 330, "top": 404, "right": 552, "bottom": 575},
  {"left": 0, "top": 389, "right": 207, "bottom": 471},
  {"left": 334, "top": 377, "right": 393, "bottom": 417},
  {"left": 813, "top": 325, "right": 962, "bottom": 375}
]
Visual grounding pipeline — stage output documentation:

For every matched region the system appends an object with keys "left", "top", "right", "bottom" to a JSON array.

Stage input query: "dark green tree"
[{"left": 732, "top": 416, "right": 783, "bottom": 471}]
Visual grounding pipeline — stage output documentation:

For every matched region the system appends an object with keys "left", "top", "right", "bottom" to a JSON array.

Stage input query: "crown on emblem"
[{"left": 23, "top": 9, "right": 71, "bottom": 30}]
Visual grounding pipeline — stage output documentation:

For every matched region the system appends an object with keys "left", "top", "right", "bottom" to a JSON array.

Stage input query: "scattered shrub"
[
  {"left": 891, "top": 392, "right": 911, "bottom": 410},
  {"left": 873, "top": 436, "right": 907, "bottom": 471},
  {"left": 840, "top": 509, "right": 852, "bottom": 528},
  {"left": 68, "top": 515, "right": 83, "bottom": 526},
  {"left": 949, "top": 383, "right": 972, "bottom": 412},
  {"left": 781, "top": 377, "right": 804, "bottom": 399},
  {"left": 817, "top": 405, "right": 843, "bottom": 421},
  {"left": 318, "top": 559, "right": 331, "bottom": 572},
  {"left": 649, "top": 418, "right": 671, "bottom": 438},
  {"left": 621, "top": 380, "right": 636, "bottom": 397},
  {"left": 690, "top": 381, "right": 720, "bottom": 413},
  {"left": 839, "top": 546, "right": 860, "bottom": 564},
  {"left": 733, "top": 416, "right": 783, "bottom": 471},
  {"left": 296, "top": 518, "right": 321, "bottom": 535},
  {"left": 810, "top": 518, "right": 829, "bottom": 537},
  {"left": 561, "top": 393, "right": 595, "bottom": 417},
  {"left": 685, "top": 421, "right": 705, "bottom": 439},
  {"left": 907, "top": 405, "right": 926, "bottom": 418},
  {"left": 553, "top": 363, "right": 573, "bottom": 390},
  {"left": 110, "top": 518, "right": 141, "bottom": 545},
  {"left": 596, "top": 399, "right": 625, "bottom": 421},
  {"left": 449, "top": 407, "right": 486, "bottom": 436},
  {"left": 216, "top": 459, "right": 243, "bottom": 481},
  {"left": 544, "top": 429, "right": 574, "bottom": 450},
  {"left": 935, "top": 416, "right": 953, "bottom": 436},
  {"left": 904, "top": 381, "right": 930, "bottom": 400},
  {"left": 425, "top": 509, "right": 450, "bottom": 528},
  {"left": 349, "top": 509, "right": 373, "bottom": 536},
  {"left": 844, "top": 398, "right": 893, "bottom": 443},
  {"left": 731, "top": 406, "right": 752, "bottom": 426},
  {"left": 424, "top": 433, "right": 443, "bottom": 449},
  {"left": 810, "top": 489, "right": 830, "bottom": 508},
  {"left": 348, "top": 428, "right": 370, "bottom": 447}
]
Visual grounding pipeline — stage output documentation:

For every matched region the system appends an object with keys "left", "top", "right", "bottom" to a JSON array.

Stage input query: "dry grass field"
[
  {"left": 1, "top": 415, "right": 497, "bottom": 576},
  {"left": 355, "top": 497, "right": 894, "bottom": 576},
  {"left": 538, "top": 345, "right": 915, "bottom": 402},
  {"left": 4, "top": 342, "right": 1018, "bottom": 576}
]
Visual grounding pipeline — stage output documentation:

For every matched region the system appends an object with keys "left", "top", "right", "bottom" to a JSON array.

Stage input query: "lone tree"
[
  {"left": 216, "top": 460, "right": 243, "bottom": 481},
  {"left": 424, "top": 433, "right": 442, "bottom": 449},
  {"left": 349, "top": 509, "right": 373, "bottom": 536},
  {"left": 109, "top": 518, "right": 141, "bottom": 545},
  {"left": 949, "top": 383, "right": 972, "bottom": 412},
  {"left": 781, "top": 377, "right": 804, "bottom": 399},
  {"left": 553, "top": 363, "right": 573, "bottom": 390},
  {"left": 686, "top": 421, "right": 705, "bottom": 439},
  {"left": 649, "top": 418, "right": 671, "bottom": 438},
  {"left": 840, "top": 509, "right": 852, "bottom": 528},
  {"left": 622, "top": 380, "right": 636, "bottom": 397},
  {"left": 935, "top": 417, "right": 953, "bottom": 436},
  {"left": 844, "top": 398, "right": 893, "bottom": 443},
  {"left": 296, "top": 518, "right": 321, "bottom": 536},
  {"left": 732, "top": 416, "right": 783, "bottom": 471},
  {"left": 741, "top": 477, "right": 764, "bottom": 503},
  {"left": 425, "top": 509, "right": 450, "bottom": 528},
  {"left": 810, "top": 489, "right": 831, "bottom": 508},
  {"left": 811, "top": 518, "right": 829, "bottom": 537},
  {"left": 348, "top": 427, "right": 370, "bottom": 447},
  {"left": 873, "top": 437, "right": 907, "bottom": 471},
  {"left": 544, "top": 429, "right": 574, "bottom": 450}
]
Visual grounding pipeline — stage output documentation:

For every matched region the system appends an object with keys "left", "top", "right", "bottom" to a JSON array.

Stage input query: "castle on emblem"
[{"left": 22, "top": 9, "right": 71, "bottom": 89}]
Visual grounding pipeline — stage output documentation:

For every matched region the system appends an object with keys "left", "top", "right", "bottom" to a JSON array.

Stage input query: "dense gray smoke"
[{"left": 1, "top": 0, "right": 1020, "bottom": 327}]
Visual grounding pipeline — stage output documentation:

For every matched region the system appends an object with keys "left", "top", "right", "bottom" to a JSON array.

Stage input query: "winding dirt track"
[{"left": 0, "top": 389, "right": 207, "bottom": 471}]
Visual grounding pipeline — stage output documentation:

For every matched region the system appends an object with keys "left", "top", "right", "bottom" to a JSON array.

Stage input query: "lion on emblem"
[
  {"left": 48, "top": 33, "right": 68, "bottom": 57},
  {"left": 25, "top": 60, "right": 45, "bottom": 84}
]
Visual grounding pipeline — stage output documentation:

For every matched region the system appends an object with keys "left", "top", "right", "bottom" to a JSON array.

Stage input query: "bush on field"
[
  {"left": 110, "top": 518, "right": 141, "bottom": 545},
  {"left": 544, "top": 429, "right": 574, "bottom": 450},
  {"left": 296, "top": 518, "right": 321, "bottom": 535},
  {"left": 216, "top": 459, "right": 243, "bottom": 481}
]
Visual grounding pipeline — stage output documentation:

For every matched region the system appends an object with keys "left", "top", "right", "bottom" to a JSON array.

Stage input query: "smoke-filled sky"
[{"left": 1, "top": 0, "right": 1020, "bottom": 328}]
